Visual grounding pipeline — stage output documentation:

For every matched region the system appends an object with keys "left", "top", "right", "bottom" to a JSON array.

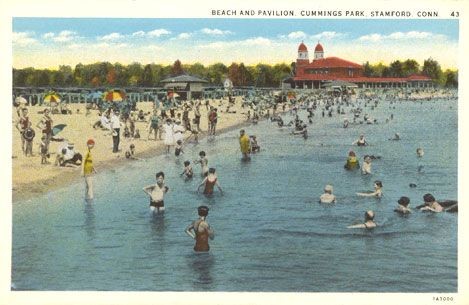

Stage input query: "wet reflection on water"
[{"left": 187, "top": 252, "right": 215, "bottom": 290}]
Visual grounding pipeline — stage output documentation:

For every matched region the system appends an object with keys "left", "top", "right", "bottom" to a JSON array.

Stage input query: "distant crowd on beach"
[{"left": 14, "top": 87, "right": 458, "bottom": 251}]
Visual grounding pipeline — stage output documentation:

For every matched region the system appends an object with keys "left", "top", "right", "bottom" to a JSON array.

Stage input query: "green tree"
[
  {"left": 363, "top": 61, "right": 374, "bottom": 77},
  {"left": 444, "top": 69, "right": 458, "bottom": 88},
  {"left": 207, "top": 63, "right": 228, "bottom": 84},
  {"left": 171, "top": 59, "right": 184, "bottom": 76},
  {"left": 389, "top": 60, "right": 404, "bottom": 77},
  {"left": 422, "top": 58, "right": 443, "bottom": 84},
  {"left": 187, "top": 62, "right": 206, "bottom": 78},
  {"left": 402, "top": 59, "right": 420, "bottom": 76},
  {"left": 141, "top": 64, "right": 154, "bottom": 87}
]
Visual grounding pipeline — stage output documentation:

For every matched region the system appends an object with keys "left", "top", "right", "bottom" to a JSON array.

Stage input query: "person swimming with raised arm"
[
  {"left": 143, "top": 171, "right": 169, "bottom": 214},
  {"left": 185, "top": 206, "right": 215, "bottom": 252},
  {"left": 347, "top": 210, "right": 377, "bottom": 229},
  {"left": 319, "top": 184, "right": 336, "bottom": 204},
  {"left": 394, "top": 196, "right": 412, "bottom": 214},
  {"left": 356, "top": 180, "right": 383, "bottom": 198},
  {"left": 197, "top": 168, "right": 223, "bottom": 196},
  {"left": 420, "top": 193, "right": 444, "bottom": 213}
]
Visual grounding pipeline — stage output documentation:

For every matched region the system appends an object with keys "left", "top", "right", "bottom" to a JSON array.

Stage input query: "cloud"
[
  {"left": 287, "top": 31, "right": 307, "bottom": 39},
  {"left": 13, "top": 32, "right": 38, "bottom": 46},
  {"left": 198, "top": 37, "right": 272, "bottom": 49},
  {"left": 99, "top": 32, "right": 124, "bottom": 41},
  {"left": 132, "top": 31, "right": 146, "bottom": 37},
  {"left": 147, "top": 29, "right": 171, "bottom": 37},
  {"left": 177, "top": 33, "right": 191, "bottom": 39},
  {"left": 43, "top": 32, "right": 55, "bottom": 39},
  {"left": 52, "top": 30, "right": 78, "bottom": 42},
  {"left": 358, "top": 31, "right": 445, "bottom": 42},
  {"left": 201, "top": 28, "right": 233, "bottom": 35},
  {"left": 311, "top": 31, "right": 344, "bottom": 40}
]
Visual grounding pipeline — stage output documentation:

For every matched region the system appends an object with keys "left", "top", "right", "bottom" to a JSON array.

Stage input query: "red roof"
[
  {"left": 314, "top": 43, "right": 324, "bottom": 52},
  {"left": 406, "top": 74, "right": 432, "bottom": 81},
  {"left": 298, "top": 42, "right": 308, "bottom": 52},
  {"left": 309, "top": 57, "right": 362, "bottom": 69},
  {"left": 292, "top": 75, "right": 431, "bottom": 83}
]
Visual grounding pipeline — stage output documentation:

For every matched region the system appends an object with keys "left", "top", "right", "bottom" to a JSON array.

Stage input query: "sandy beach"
[{"left": 12, "top": 97, "right": 252, "bottom": 202}]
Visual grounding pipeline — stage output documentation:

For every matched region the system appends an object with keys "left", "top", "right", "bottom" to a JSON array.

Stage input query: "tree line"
[
  {"left": 13, "top": 58, "right": 457, "bottom": 89},
  {"left": 363, "top": 58, "right": 458, "bottom": 87}
]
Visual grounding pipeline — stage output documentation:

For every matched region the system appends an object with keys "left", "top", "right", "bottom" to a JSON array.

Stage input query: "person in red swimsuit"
[
  {"left": 185, "top": 206, "right": 215, "bottom": 252},
  {"left": 197, "top": 168, "right": 223, "bottom": 196}
]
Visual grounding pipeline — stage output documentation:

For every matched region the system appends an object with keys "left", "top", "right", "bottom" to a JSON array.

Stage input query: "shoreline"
[{"left": 12, "top": 117, "right": 253, "bottom": 203}]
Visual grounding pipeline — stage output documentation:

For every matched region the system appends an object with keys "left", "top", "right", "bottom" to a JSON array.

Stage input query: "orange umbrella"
[{"left": 103, "top": 90, "right": 126, "bottom": 102}]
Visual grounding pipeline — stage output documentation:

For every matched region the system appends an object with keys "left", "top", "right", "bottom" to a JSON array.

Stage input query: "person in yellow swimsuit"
[
  {"left": 239, "top": 129, "right": 251, "bottom": 161},
  {"left": 82, "top": 139, "right": 97, "bottom": 201}
]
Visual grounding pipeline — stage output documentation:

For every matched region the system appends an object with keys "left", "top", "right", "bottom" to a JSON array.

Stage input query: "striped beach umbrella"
[{"left": 103, "top": 90, "right": 126, "bottom": 102}]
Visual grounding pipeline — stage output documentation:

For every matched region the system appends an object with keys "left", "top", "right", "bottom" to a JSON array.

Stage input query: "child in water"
[
  {"left": 361, "top": 155, "right": 372, "bottom": 175},
  {"left": 344, "top": 151, "right": 360, "bottom": 170},
  {"left": 175, "top": 140, "right": 184, "bottom": 157},
  {"left": 319, "top": 184, "right": 336, "bottom": 203},
  {"left": 347, "top": 210, "right": 377, "bottom": 229},
  {"left": 180, "top": 160, "right": 194, "bottom": 180},
  {"left": 394, "top": 196, "right": 412, "bottom": 214},
  {"left": 356, "top": 180, "right": 383, "bottom": 198},
  {"left": 143, "top": 171, "right": 169, "bottom": 214},
  {"left": 185, "top": 206, "right": 215, "bottom": 252},
  {"left": 197, "top": 168, "right": 223, "bottom": 196},
  {"left": 194, "top": 151, "right": 209, "bottom": 177}
]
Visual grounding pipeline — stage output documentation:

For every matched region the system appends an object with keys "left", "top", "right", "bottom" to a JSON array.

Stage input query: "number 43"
[{"left": 451, "top": 11, "right": 459, "bottom": 17}]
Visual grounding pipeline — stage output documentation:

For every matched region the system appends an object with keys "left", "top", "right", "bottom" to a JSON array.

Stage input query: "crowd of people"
[{"left": 13, "top": 87, "right": 458, "bottom": 251}]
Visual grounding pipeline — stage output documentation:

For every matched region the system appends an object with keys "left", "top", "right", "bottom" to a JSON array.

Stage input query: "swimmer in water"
[
  {"left": 344, "top": 150, "right": 360, "bottom": 170},
  {"left": 319, "top": 184, "right": 336, "bottom": 204},
  {"left": 197, "top": 167, "right": 223, "bottom": 196},
  {"left": 394, "top": 196, "right": 412, "bottom": 214},
  {"left": 174, "top": 139, "right": 184, "bottom": 157},
  {"left": 194, "top": 151, "right": 209, "bottom": 177},
  {"left": 347, "top": 210, "right": 377, "bottom": 229},
  {"left": 185, "top": 206, "right": 215, "bottom": 252},
  {"left": 416, "top": 147, "right": 424, "bottom": 157},
  {"left": 356, "top": 180, "right": 383, "bottom": 198},
  {"left": 143, "top": 171, "right": 169, "bottom": 214},
  {"left": 361, "top": 155, "right": 372, "bottom": 175},
  {"left": 352, "top": 134, "right": 368, "bottom": 146},
  {"left": 420, "top": 193, "right": 444, "bottom": 213},
  {"left": 180, "top": 160, "right": 193, "bottom": 180},
  {"left": 389, "top": 133, "right": 400, "bottom": 141}
]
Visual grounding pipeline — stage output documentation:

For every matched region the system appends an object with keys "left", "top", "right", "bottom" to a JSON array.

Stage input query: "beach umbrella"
[
  {"left": 103, "top": 90, "right": 126, "bottom": 102},
  {"left": 15, "top": 96, "right": 28, "bottom": 106},
  {"left": 43, "top": 93, "right": 61, "bottom": 104},
  {"left": 52, "top": 124, "right": 67, "bottom": 136},
  {"left": 87, "top": 91, "right": 103, "bottom": 100}
]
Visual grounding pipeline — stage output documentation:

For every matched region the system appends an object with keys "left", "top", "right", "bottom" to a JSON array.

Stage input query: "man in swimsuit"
[
  {"left": 420, "top": 193, "right": 444, "bottom": 213},
  {"left": 143, "top": 171, "right": 169, "bottom": 213},
  {"left": 185, "top": 206, "right": 215, "bottom": 252},
  {"left": 36, "top": 108, "right": 53, "bottom": 151},
  {"left": 348, "top": 210, "right": 377, "bottom": 229}
]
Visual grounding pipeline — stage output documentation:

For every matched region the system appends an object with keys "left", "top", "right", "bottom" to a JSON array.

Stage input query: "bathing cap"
[
  {"left": 324, "top": 184, "right": 333, "bottom": 193},
  {"left": 398, "top": 196, "right": 410, "bottom": 207},
  {"left": 365, "top": 210, "right": 375, "bottom": 220},
  {"left": 423, "top": 193, "right": 435, "bottom": 203},
  {"left": 87, "top": 139, "right": 95, "bottom": 145},
  {"left": 198, "top": 205, "right": 209, "bottom": 216}
]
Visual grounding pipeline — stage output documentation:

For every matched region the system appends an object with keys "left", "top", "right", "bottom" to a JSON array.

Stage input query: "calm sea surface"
[{"left": 12, "top": 98, "right": 457, "bottom": 292}]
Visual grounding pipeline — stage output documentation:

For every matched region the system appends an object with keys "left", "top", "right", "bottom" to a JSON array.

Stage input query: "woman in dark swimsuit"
[
  {"left": 197, "top": 168, "right": 223, "bottom": 196},
  {"left": 185, "top": 206, "right": 215, "bottom": 252}
]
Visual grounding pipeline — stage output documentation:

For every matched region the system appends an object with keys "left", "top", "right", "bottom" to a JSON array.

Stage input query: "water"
[{"left": 12, "top": 98, "right": 457, "bottom": 292}]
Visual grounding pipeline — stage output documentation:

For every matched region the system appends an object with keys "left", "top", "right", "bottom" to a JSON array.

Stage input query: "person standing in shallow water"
[
  {"left": 82, "top": 139, "right": 97, "bottom": 201},
  {"left": 239, "top": 129, "right": 251, "bottom": 161},
  {"left": 185, "top": 206, "right": 215, "bottom": 252}
]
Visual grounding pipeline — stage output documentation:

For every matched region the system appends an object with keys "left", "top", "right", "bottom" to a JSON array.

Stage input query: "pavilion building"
[{"left": 283, "top": 42, "right": 433, "bottom": 90}]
